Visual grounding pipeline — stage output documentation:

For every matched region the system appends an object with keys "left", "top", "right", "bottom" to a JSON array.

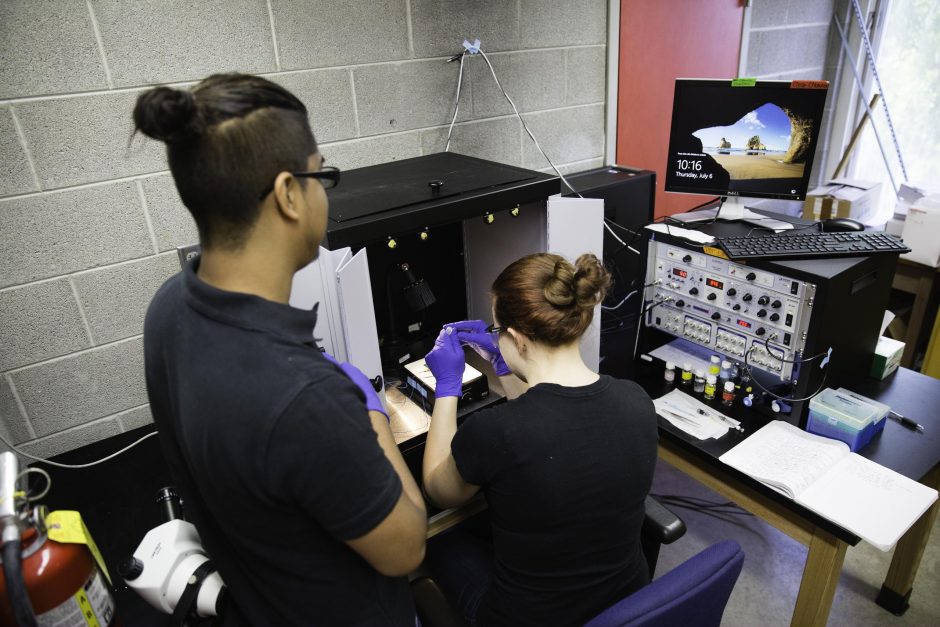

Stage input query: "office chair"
[
  {"left": 411, "top": 496, "right": 689, "bottom": 627},
  {"left": 582, "top": 539, "right": 745, "bottom": 627}
]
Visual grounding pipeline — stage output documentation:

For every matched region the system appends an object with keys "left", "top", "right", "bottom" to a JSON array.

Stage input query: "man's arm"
[{"left": 345, "top": 410, "right": 427, "bottom": 576}]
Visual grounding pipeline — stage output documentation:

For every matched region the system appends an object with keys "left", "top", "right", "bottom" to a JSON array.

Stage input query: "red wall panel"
[{"left": 616, "top": 0, "right": 745, "bottom": 217}]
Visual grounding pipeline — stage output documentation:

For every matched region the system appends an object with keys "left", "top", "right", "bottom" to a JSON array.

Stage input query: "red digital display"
[
  {"left": 737, "top": 319, "right": 752, "bottom": 329},
  {"left": 672, "top": 268, "right": 688, "bottom": 278},
  {"left": 706, "top": 278, "right": 723, "bottom": 289}
]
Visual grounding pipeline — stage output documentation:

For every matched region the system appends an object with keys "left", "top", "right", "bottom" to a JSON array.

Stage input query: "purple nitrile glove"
[
  {"left": 424, "top": 325, "right": 466, "bottom": 398},
  {"left": 339, "top": 362, "right": 387, "bottom": 419},
  {"left": 454, "top": 319, "right": 512, "bottom": 376}
]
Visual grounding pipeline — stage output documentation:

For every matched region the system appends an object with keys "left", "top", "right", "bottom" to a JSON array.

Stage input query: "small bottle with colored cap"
[
  {"left": 664, "top": 361, "right": 676, "bottom": 384},
  {"left": 721, "top": 381, "right": 736, "bottom": 406},
  {"left": 704, "top": 375, "right": 717, "bottom": 400}
]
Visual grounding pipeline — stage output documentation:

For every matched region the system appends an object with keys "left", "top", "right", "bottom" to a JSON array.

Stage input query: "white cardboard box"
[
  {"left": 895, "top": 181, "right": 940, "bottom": 218},
  {"left": 803, "top": 178, "right": 883, "bottom": 225},
  {"left": 900, "top": 194, "right": 940, "bottom": 267}
]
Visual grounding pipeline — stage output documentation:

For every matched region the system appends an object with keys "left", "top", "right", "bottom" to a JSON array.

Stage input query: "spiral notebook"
[{"left": 719, "top": 421, "right": 938, "bottom": 551}]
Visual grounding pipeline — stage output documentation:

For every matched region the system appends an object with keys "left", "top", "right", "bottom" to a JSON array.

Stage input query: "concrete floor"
[{"left": 651, "top": 459, "right": 940, "bottom": 626}]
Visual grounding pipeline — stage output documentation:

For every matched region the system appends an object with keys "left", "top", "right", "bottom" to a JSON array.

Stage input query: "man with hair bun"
[
  {"left": 422, "top": 252, "right": 658, "bottom": 627},
  {"left": 137, "top": 73, "right": 425, "bottom": 625}
]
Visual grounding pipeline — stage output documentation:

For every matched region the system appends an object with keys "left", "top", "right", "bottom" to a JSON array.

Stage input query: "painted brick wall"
[
  {"left": 0, "top": 0, "right": 608, "bottom": 458},
  {"left": 744, "top": 0, "right": 841, "bottom": 187}
]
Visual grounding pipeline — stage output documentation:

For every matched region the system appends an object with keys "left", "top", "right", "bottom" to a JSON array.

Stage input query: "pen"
[
  {"left": 889, "top": 410, "right": 924, "bottom": 432},
  {"left": 697, "top": 408, "right": 744, "bottom": 432}
]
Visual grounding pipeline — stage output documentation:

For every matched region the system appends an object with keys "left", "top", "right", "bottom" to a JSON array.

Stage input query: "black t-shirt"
[
  {"left": 143, "top": 260, "right": 415, "bottom": 626},
  {"left": 452, "top": 376, "right": 658, "bottom": 627}
]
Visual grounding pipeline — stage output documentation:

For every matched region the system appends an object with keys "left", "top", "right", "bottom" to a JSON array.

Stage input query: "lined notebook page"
[
  {"left": 798, "top": 454, "right": 938, "bottom": 551},
  {"left": 719, "top": 421, "right": 849, "bottom": 499}
]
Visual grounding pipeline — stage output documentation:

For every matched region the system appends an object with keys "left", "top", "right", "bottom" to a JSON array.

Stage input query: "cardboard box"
[
  {"left": 895, "top": 181, "right": 940, "bottom": 218},
  {"left": 900, "top": 194, "right": 940, "bottom": 267},
  {"left": 870, "top": 335, "right": 904, "bottom": 380},
  {"left": 885, "top": 217, "right": 905, "bottom": 236},
  {"left": 803, "top": 178, "right": 882, "bottom": 224}
]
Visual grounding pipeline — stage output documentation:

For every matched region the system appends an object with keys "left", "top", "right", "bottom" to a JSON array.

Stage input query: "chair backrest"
[{"left": 583, "top": 540, "right": 744, "bottom": 627}]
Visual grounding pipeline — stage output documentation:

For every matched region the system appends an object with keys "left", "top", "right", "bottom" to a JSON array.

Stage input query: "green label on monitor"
[{"left": 731, "top": 78, "right": 757, "bottom": 87}]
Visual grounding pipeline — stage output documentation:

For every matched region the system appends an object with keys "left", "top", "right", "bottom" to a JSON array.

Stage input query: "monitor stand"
[{"left": 669, "top": 202, "right": 795, "bottom": 232}]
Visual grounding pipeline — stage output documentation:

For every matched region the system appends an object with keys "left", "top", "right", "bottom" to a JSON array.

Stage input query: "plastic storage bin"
[{"left": 807, "top": 388, "right": 887, "bottom": 452}]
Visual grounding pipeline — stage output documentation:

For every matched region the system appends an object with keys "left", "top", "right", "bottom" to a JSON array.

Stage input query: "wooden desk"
[
  {"left": 891, "top": 258, "right": 940, "bottom": 369},
  {"left": 647, "top": 367, "right": 940, "bottom": 627}
]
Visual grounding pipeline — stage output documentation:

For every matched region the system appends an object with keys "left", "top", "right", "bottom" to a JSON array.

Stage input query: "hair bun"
[
  {"left": 572, "top": 254, "right": 611, "bottom": 308},
  {"left": 543, "top": 259, "right": 576, "bottom": 307},
  {"left": 133, "top": 87, "right": 199, "bottom": 143}
]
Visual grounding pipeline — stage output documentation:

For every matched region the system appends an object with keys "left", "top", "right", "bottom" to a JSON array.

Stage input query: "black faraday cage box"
[{"left": 325, "top": 152, "right": 560, "bottom": 375}]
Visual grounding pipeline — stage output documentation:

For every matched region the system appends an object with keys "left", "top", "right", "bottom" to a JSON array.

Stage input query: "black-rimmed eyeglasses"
[
  {"left": 258, "top": 166, "right": 341, "bottom": 201},
  {"left": 485, "top": 324, "right": 507, "bottom": 341}
]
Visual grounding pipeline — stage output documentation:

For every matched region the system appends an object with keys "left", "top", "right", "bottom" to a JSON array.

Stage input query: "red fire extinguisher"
[
  {"left": 0, "top": 453, "right": 118, "bottom": 626},
  {"left": 0, "top": 506, "right": 118, "bottom": 627}
]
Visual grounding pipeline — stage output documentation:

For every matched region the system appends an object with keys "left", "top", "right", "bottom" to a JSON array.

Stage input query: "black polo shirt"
[{"left": 143, "top": 259, "right": 414, "bottom": 626}]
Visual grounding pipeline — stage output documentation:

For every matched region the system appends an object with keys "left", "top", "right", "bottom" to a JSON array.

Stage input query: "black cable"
[
  {"left": 2, "top": 539, "right": 38, "bottom": 627},
  {"left": 604, "top": 218, "right": 644, "bottom": 241},
  {"left": 742, "top": 344, "right": 829, "bottom": 402},
  {"left": 762, "top": 335, "right": 829, "bottom": 365}
]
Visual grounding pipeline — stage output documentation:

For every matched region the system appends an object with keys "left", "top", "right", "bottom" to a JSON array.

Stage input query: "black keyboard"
[{"left": 717, "top": 231, "right": 911, "bottom": 261}]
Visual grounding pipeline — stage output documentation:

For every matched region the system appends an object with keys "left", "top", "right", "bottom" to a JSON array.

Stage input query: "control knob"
[
  {"left": 675, "top": 300, "right": 685, "bottom": 308},
  {"left": 726, "top": 288, "right": 737, "bottom": 297},
  {"left": 742, "top": 293, "right": 753, "bottom": 302},
  {"left": 711, "top": 312, "right": 721, "bottom": 321},
  {"left": 756, "top": 327, "right": 766, "bottom": 336},
  {"left": 732, "top": 304, "right": 741, "bottom": 311},
  {"left": 682, "top": 254, "right": 692, "bottom": 263},
  {"left": 756, "top": 309, "right": 767, "bottom": 318},
  {"left": 746, "top": 272, "right": 757, "bottom": 281},
  {"left": 770, "top": 313, "right": 780, "bottom": 322},
  {"left": 689, "top": 287, "right": 699, "bottom": 295},
  {"left": 772, "top": 300, "right": 782, "bottom": 309},
  {"left": 757, "top": 295, "right": 770, "bottom": 306},
  {"left": 707, "top": 293, "right": 717, "bottom": 301}
]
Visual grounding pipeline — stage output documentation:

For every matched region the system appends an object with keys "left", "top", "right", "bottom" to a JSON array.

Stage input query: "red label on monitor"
[{"left": 790, "top": 80, "right": 828, "bottom": 89}]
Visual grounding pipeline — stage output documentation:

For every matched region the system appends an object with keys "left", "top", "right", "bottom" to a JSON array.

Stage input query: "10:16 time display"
[{"left": 676, "top": 159, "right": 703, "bottom": 171}]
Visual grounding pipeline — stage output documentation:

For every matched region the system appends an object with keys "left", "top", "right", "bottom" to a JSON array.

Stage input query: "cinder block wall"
[
  {"left": 0, "top": 0, "right": 608, "bottom": 458},
  {"left": 744, "top": 0, "right": 840, "bottom": 187}
]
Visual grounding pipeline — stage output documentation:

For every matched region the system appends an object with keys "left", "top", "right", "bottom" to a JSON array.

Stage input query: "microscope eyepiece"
[{"left": 155, "top": 487, "right": 183, "bottom": 522}]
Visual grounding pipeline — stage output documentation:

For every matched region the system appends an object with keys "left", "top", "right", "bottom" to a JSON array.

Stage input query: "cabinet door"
[
  {"left": 290, "top": 247, "right": 344, "bottom": 358},
  {"left": 291, "top": 247, "right": 385, "bottom": 407},
  {"left": 334, "top": 248, "right": 384, "bottom": 391},
  {"left": 547, "top": 196, "right": 605, "bottom": 371}
]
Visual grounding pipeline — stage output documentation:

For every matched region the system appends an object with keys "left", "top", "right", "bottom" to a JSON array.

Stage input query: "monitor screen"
[{"left": 664, "top": 79, "right": 829, "bottom": 201}]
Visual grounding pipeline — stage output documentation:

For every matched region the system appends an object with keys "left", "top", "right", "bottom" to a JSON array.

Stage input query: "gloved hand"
[
  {"left": 424, "top": 325, "right": 466, "bottom": 398},
  {"left": 339, "top": 361, "right": 388, "bottom": 419},
  {"left": 454, "top": 319, "right": 512, "bottom": 376}
]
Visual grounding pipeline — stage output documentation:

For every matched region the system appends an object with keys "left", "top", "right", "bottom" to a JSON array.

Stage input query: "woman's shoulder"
[{"left": 601, "top": 375, "right": 652, "bottom": 398}]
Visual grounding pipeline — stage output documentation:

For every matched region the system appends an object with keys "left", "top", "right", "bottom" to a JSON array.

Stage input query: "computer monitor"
[{"left": 664, "top": 79, "right": 829, "bottom": 201}]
